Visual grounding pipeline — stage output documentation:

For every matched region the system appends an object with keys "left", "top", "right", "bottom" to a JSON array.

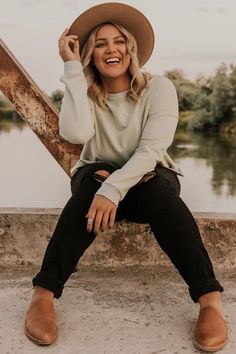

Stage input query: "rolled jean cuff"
[
  {"left": 189, "top": 278, "right": 224, "bottom": 303},
  {"left": 32, "top": 272, "right": 64, "bottom": 299}
]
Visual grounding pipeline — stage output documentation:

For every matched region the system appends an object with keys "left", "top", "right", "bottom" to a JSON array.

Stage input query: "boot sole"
[
  {"left": 25, "top": 328, "right": 57, "bottom": 346},
  {"left": 194, "top": 336, "right": 228, "bottom": 352}
]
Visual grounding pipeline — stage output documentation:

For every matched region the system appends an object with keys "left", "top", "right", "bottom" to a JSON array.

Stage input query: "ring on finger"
[{"left": 87, "top": 218, "right": 93, "bottom": 225}]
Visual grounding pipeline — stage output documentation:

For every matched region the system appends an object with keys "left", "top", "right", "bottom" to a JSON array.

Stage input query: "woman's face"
[{"left": 92, "top": 23, "right": 131, "bottom": 82}]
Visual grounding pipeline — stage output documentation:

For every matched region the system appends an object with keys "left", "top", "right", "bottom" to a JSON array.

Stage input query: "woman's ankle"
[
  {"left": 198, "top": 291, "right": 225, "bottom": 318},
  {"left": 32, "top": 286, "right": 54, "bottom": 300},
  {"left": 199, "top": 291, "right": 221, "bottom": 307}
]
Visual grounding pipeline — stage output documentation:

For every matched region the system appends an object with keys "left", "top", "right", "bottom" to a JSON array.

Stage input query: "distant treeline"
[
  {"left": 1, "top": 62, "right": 236, "bottom": 133},
  {"left": 165, "top": 63, "right": 236, "bottom": 133}
]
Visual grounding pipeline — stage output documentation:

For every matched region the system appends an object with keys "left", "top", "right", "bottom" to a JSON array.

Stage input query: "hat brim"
[{"left": 68, "top": 2, "right": 155, "bottom": 67}]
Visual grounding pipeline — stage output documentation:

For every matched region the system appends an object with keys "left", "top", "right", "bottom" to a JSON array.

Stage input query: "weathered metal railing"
[{"left": 0, "top": 38, "right": 82, "bottom": 175}]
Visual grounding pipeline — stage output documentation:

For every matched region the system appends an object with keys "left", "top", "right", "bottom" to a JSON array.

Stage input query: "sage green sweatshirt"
[{"left": 59, "top": 60, "right": 181, "bottom": 206}]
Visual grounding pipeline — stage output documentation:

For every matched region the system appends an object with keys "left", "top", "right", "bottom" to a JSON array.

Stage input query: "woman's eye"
[{"left": 95, "top": 43, "right": 105, "bottom": 48}]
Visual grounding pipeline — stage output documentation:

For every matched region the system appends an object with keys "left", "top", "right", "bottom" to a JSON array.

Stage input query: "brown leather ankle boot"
[
  {"left": 25, "top": 295, "right": 57, "bottom": 345},
  {"left": 194, "top": 306, "right": 228, "bottom": 352}
]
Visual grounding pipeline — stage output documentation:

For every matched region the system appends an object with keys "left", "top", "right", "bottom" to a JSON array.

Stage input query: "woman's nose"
[{"left": 106, "top": 43, "right": 117, "bottom": 53}]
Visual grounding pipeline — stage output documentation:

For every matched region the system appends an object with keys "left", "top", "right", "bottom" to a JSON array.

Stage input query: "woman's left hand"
[{"left": 85, "top": 195, "right": 117, "bottom": 234}]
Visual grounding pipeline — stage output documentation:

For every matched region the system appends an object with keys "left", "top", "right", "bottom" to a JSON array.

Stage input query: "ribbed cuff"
[
  {"left": 64, "top": 60, "right": 83, "bottom": 75},
  {"left": 189, "top": 278, "right": 224, "bottom": 303},
  {"left": 32, "top": 272, "right": 64, "bottom": 299},
  {"left": 95, "top": 182, "right": 121, "bottom": 206}
]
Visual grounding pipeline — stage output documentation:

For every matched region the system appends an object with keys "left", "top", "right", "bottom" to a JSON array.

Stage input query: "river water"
[{"left": 0, "top": 118, "right": 236, "bottom": 212}]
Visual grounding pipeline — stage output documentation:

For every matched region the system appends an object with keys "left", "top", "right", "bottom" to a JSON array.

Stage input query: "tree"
[
  {"left": 165, "top": 69, "right": 198, "bottom": 111},
  {"left": 211, "top": 64, "right": 234, "bottom": 123},
  {"left": 0, "top": 97, "right": 5, "bottom": 109},
  {"left": 50, "top": 90, "right": 64, "bottom": 111},
  {"left": 229, "top": 64, "right": 236, "bottom": 117},
  {"left": 190, "top": 63, "right": 236, "bottom": 131},
  {"left": 0, "top": 94, "right": 8, "bottom": 109}
]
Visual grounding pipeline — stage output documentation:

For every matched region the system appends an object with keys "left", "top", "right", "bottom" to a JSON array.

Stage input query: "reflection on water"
[
  {"left": 170, "top": 131, "right": 236, "bottom": 197},
  {"left": 0, "top": 117, "right": 70, "bottom": 208},
  {"left": 0, "top": 116, "right": 236, "bottom": 212}
]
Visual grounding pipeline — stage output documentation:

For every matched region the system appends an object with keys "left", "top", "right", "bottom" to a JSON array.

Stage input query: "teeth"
[{"left": 106, "top": 58, "right": 120, "bottom": 64}]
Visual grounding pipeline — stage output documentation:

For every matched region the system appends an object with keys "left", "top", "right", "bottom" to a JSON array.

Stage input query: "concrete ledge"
[{"left": 0, "top": 208, "right": 236, "bottom": 269}]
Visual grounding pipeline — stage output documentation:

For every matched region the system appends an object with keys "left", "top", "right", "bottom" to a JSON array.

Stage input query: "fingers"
[
  {"left": 73, "top": 41, "right": 80, "bottom": 57},
  {"left": 108, "top": 208, "right": 116, "bottom": 229},
  {"left": 59, "top": 28, "right": 78, "bottom": 40},
  {"left": 100, "top": 210, "right": 110, "bottom": 232},
  {"left": 87, "top": 210, "right": 113, "bottom": 234},
  {"left": 86, "top": 209, "right": 104, "bottom": 234},
  {"left": 93, "top": 210, "right": 103, "bottom": 234},
  {"left": 59, "top": 35, "right": 78, "bottom": 47},
  {"left": 58, "top": 28, "right": 78, "bottom": 47},
  {"left": 86, "top": 196, "right": 117, "bottom": 234},
  {"left": 58, "top": 29, "right": 80, "bottom": 62},
  {"left": 86, "top": 211, "right": 96, "bottom": 233},
  {"left": 59, "top": 28, "right": 69, "bottom": 41}
]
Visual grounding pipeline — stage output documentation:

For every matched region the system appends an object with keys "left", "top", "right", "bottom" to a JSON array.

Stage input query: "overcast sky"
[{"left": 1, "top": 0, "right": 236, "bottom": 94}]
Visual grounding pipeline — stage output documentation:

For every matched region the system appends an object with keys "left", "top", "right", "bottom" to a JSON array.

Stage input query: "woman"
[{"left": 24, "top": 3, "right": 228, "bottom": 351}]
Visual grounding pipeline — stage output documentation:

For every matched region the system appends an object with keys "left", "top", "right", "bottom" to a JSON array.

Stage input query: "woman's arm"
[
  {"left": 58, "top": 29, "right": 95, "bottom": 145},
  {"left": 95, "top": 77, "right": 179, "bottom": 205},
  {"left": 59, "top": 60, "right": 95, "bottom": 145}
]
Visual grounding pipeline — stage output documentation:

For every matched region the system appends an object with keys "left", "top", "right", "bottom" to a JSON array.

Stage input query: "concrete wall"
[{"left": 0, "top": 208, "right": 236, "bottom": 269}]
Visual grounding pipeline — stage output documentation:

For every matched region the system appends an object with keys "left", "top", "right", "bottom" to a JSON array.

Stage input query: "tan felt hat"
[{"left": 68, "top": 2, "right": 155, "bottom": 67}]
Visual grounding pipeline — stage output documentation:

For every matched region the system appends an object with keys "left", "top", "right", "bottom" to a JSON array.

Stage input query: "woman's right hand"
[{"left": 58, "top": 28, "right": 81, "bottom": 62}]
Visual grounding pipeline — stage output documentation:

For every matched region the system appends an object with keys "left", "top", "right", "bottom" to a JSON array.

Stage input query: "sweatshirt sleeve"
[
  {"left": 95, "top": 77, "right": 179, "bottom": 206},
  {"left": 59, "top": 60, "right": 95, "bottom": 145}
]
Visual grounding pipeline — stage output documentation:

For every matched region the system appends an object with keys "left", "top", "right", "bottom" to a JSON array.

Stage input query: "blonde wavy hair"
[{"left": 81, "top": 22, "right": 151, "bottom": 108}]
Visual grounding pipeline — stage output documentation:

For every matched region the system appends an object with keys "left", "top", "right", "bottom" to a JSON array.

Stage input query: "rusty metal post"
[{"left": 0, "top": 38, "right": 82, "bottom": 175}]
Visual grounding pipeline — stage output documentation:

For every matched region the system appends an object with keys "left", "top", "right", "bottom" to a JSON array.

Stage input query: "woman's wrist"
[{"left": 63, "top": 60, "right": 83, "bottom": 75}]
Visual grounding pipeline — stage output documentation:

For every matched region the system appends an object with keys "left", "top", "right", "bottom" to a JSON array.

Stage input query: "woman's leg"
[
  {"left": 25, "top": 162, "right": 121, "bottom": 345},
  {"left": 120, "top": 167, "right": 227, "bottom": 351},
  {"left": 32, "top": 178, "right": 100, "bottom": 298},
  {"left": 32, "top": 162, "right": 117, "bottom": 298},
  {"left": 122, "top": 167, "right": 223, "bottom": 301}
]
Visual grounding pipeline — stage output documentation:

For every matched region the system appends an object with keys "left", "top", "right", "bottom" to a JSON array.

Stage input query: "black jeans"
[{"left": 32, "top": 162, "right": 223, "bottom": 302}]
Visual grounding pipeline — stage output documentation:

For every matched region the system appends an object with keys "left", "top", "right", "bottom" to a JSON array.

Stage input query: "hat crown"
[{"left": 69, "top": 2, "right": 155, "bottom": 67}]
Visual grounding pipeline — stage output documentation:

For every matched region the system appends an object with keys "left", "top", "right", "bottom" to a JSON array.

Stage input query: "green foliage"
[
  {"left": 0, "top": 93, "right": 14, "bottom": 110},
  {"left": 0, "top": 98, "right": 5, "bottom": 109},
  {"left": 165, "top": 69, "right": 198, "bottom": 111},
  {"left": 0, "top": 94, "right": 9, "bottom": 109},
  {"left": 190, "top": 64, "right": 236, "bottom": 131},
  {"left": 165, "top": 64, "right": 236, "bottom": 132},
  {"left": 178, "top": 111, "right": 193, "bottom": 130},
  {"left": 210, "top": 64, "right": 234, "bottom": 122},
  {"left": 50, "top": 89, "right": 64, "bottom": 111}
]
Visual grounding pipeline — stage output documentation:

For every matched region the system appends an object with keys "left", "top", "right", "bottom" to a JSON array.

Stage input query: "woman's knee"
[
  {"left": 92, "top": 169, "right": 111, "bottom": 183},
  {"left": 137, "top": 175, "right": 177, "bottom": 199},
  {"left": 71, "top": 162, "right": 116, "bottom": 194},
  {"left": 126, "top": 177, "right": 180, "bottom": 220}
]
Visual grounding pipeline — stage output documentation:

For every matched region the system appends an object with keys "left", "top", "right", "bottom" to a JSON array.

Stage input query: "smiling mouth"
[{"left": 105, "top": 57, "right": 121, "bottom": 65}]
